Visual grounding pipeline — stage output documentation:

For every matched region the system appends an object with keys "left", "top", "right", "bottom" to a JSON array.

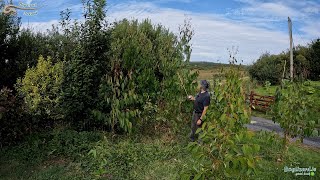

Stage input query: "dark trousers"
[{"left": 190, "top": 111, "right": 202, "bottom": 141}]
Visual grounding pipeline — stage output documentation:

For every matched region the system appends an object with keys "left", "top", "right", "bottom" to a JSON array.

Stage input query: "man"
[{"left": 188, "top": 80, "right": 210, "bottom": 142}]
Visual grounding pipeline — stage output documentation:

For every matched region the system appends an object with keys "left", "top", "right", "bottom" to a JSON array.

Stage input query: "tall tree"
[
  {"left": 309, "top": 39, "right": 320, "bottom": 80},
  {"left": 0, "top": 4, "right": 21, "bottom": 89},
  {"left": 60, "top": 0, "right": 111, "bottom": 128}
]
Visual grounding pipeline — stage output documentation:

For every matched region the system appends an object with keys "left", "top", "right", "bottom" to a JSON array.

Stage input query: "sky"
[{"left": 4, "top": 0, "right": 320, "bottom": 64}]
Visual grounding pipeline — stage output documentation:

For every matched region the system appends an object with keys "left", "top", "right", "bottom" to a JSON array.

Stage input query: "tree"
[
  {"left": 93, "top": 18, "right": 197, "bottom": 133},
  {"left": 0, "top": 4, "right": 21, "bottom": 89},
  {"left": 309, "top": 39, "right": 320, "bottom": 80},
  {"left": 249, "top": 53, "right": 285, "bottom": 84},
  {"left": 60, "top": 0, "right": 111, "bottom": 128}
]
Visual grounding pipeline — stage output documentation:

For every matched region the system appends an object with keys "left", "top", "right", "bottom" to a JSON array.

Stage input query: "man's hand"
[
  {"left": 188, "top": 95, "right": 195, "bottom": 101},
  {"left": 196, "top": 119, "right": 202, "bottom": 125}
]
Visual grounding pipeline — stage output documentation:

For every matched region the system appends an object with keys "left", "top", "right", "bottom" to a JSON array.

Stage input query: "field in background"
[{"left": 189, "top": 62, "right": 248, "bottom": 85}]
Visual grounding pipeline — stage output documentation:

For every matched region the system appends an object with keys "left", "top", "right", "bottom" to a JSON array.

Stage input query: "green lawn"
[{"left": 253, "top": 81, "right": 320, "bottom": 96}]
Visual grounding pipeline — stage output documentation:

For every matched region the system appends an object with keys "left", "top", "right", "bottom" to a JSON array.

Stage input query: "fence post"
[{"left": 250, "top": 91, "right": 254, "bottom": 108}]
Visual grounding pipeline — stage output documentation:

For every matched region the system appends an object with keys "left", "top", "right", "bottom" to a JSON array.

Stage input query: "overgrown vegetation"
[
  {"left": 1, "top": 129, "right": 319, "bottom": 179},
  {"left": 270, "top": 82, "right": 318, "bottom": 151},
  {"left": 1, "top": 0, "right": 197, "bottom": 143},
  {"left": 0, "top": 0, "right": 319, "bottom": 179},
  {"left": 16, "top": 56, "right": 64, "bottom": 120},
  {"left": 183, "top": 55, "right": 261, "bottom": 179}
]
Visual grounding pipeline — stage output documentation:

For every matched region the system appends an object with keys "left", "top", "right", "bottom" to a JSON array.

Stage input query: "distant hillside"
[{"left": 189, "top": 61, "right": 248, "bottom": 70}]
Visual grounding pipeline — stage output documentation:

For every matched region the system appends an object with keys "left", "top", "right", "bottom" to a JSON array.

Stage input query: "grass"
[
  {"left": 253, "top": 80, "right": 320, "bottom": 96},
  {"left": 1, "top": 127, "right": 320, "bottom": 180},
  {"left": 250, "top": 131, "right": 320, "bottom": 179},
  {"left": 0, "top": 126, "right": 194, "bottom": 180}
]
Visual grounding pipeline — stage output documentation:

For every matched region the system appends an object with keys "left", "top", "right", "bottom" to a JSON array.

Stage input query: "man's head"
[{"left": 200, "top": 80, "right": 209, "bottom": 91}]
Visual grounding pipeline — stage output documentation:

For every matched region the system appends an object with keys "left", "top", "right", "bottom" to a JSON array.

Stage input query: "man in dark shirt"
[{"left": 188, "top": 80, "right": 211, "bottom": 142}]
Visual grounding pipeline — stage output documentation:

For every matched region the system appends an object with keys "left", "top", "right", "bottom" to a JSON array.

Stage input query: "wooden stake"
[{"left": 288, "top": 17, "right": 293, "bottom": 82}]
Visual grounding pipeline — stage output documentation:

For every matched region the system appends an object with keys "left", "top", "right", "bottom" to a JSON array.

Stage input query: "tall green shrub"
[
  {"left": 249, "top": 53, "right": 286, "bottom": 84},
  {"left": 60, "top": 0, "right": 111, "bottom": 128},
  {"left": 184, "top": 64, "right": 260, "bottom": 179},
  {"left": 93, "top": 19, "right": 197, "bottom": 133},
  {"left": 0, "top": 4, "right": 21, "bottom": 88},
  {"left": 270, "top": 82, "right": 317, "bottom": 152},
  {"left": 16, "top": 56, "right": 64, "bottom": 119},
  {"left": 309, "top": 39, "right": 320, "bottom": 80}
]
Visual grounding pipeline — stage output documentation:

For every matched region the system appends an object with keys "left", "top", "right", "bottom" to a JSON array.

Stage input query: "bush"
[
  {"left": 1, "top": 129, "right": 103, "bottom": 164},
  {"left": 309, "top": 39, "right": 320, "bottom": 80},
  {"left": 270, "top": 82, "right": 317, "bottom": 152},
  {"left": 184, "top": 64, "right": 260, "bottom": 179},
  {"left": 93, "top": 19, "right": 197, "bottom": 133},
  {"left": 16, "top": 56, "right": 64, "bottom": 120},
  {"left": 0, "top": 87, "right": 32, "bottom": 147},
  {"left": 249, "top": 53, "right": 286, "bottom": 84}
]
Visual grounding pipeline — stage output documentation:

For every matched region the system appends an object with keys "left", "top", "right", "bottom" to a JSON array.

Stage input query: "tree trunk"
[{"left": 283, "top": 132, "right": 290, "bottom": 154}]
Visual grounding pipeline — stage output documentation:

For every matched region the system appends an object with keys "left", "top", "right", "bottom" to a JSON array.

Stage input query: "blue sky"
[{"left": 5, "top": 0, "right": 320, "bottom": 64}]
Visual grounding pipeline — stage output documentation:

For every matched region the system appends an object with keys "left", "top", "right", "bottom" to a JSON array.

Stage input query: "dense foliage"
[
  {"left": 0, "top": 0, "right": 197, "bottom": 144},
  {"left": 0, "top": 88, "right": 26, "bottom": 146},
  {"left": 249, "top": 53, "right": 286, "bottom": 84},
  {"left": 93, "top": 19, "right": 197, "bottom": 133},
  {"left": 270, "top": 81, "right": 318, "bottom": 151},
  {"left": 16, "top": 56, "right": 64, "bottom": 120},
  {"left": 184, "top": 63, "right": 260, "bottom": 179},
  {"left": 309, "top": 39, "right": 320, "bottom": 80},
  {"left": 0, "top": 3, "right": 21, "bottom": 89},
  {"left": 249, "top": 40, "right": 320, "bottom": 84}
]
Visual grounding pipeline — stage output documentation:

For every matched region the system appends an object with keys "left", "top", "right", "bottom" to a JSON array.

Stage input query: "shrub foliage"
[
  {"left": 184, "top": 65, "right": 260, "bottom": 179},
  {"left": 16, "top": 56, "right": 64, "bottom": 120}
]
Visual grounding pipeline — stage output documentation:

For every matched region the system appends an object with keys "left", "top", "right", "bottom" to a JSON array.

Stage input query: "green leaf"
[
  {"left": 196, "top": 128, "right": 202, "bottom": 134},
  {"left": 247, "top": 159, "right": 255, "bottom": 168},
  {"left": 88, "top": 149, "right": 97, "bottom": 158},
  {"left": 193, "top": 173, "right": 202, "bottom": 180},
  {"left": 242, "top": 145, "right": 250, "bottom": 156},
  {"left": 253, "top": 144, "right": 260, "bottom": 153}
]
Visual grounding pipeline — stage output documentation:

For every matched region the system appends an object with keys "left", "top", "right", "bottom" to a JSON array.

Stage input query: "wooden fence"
[{"left": 246, "top": 91, "right": 275, "bottom": 111}]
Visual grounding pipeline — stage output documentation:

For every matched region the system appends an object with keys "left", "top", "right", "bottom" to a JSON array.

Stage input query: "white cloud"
[
  {"left": 302, "top": 6, "right": 320, "bottom": 14},
  {"left": 21, "top": 1, "right": 316, "bottom": 64},
  {"left": 231, "top": 0, "right": 310, "bottom": 21},
  {"left": 105, "top": 2, "right": 299, "bottom": 63},
  {"left": 21, "top": 20, "right": 60, "bottom": 33},
  {"left": 300, "top": 21, "right": 320, "bottom": 38},
  {"left": 244, "top": 2, "right": 303, "bottom": 19}
]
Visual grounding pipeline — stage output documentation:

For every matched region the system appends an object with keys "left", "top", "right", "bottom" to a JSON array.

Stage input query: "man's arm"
[
  {"left": 200, "top": 106, "right": 208, "bottom": 120},
  {"left": 197, "top": 106, "right": 208, "bottom": 125}
]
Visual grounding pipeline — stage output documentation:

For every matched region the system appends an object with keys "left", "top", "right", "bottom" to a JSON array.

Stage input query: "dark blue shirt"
[{"left": 194, "top": 91, "right": 210, "bottom": 113}]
